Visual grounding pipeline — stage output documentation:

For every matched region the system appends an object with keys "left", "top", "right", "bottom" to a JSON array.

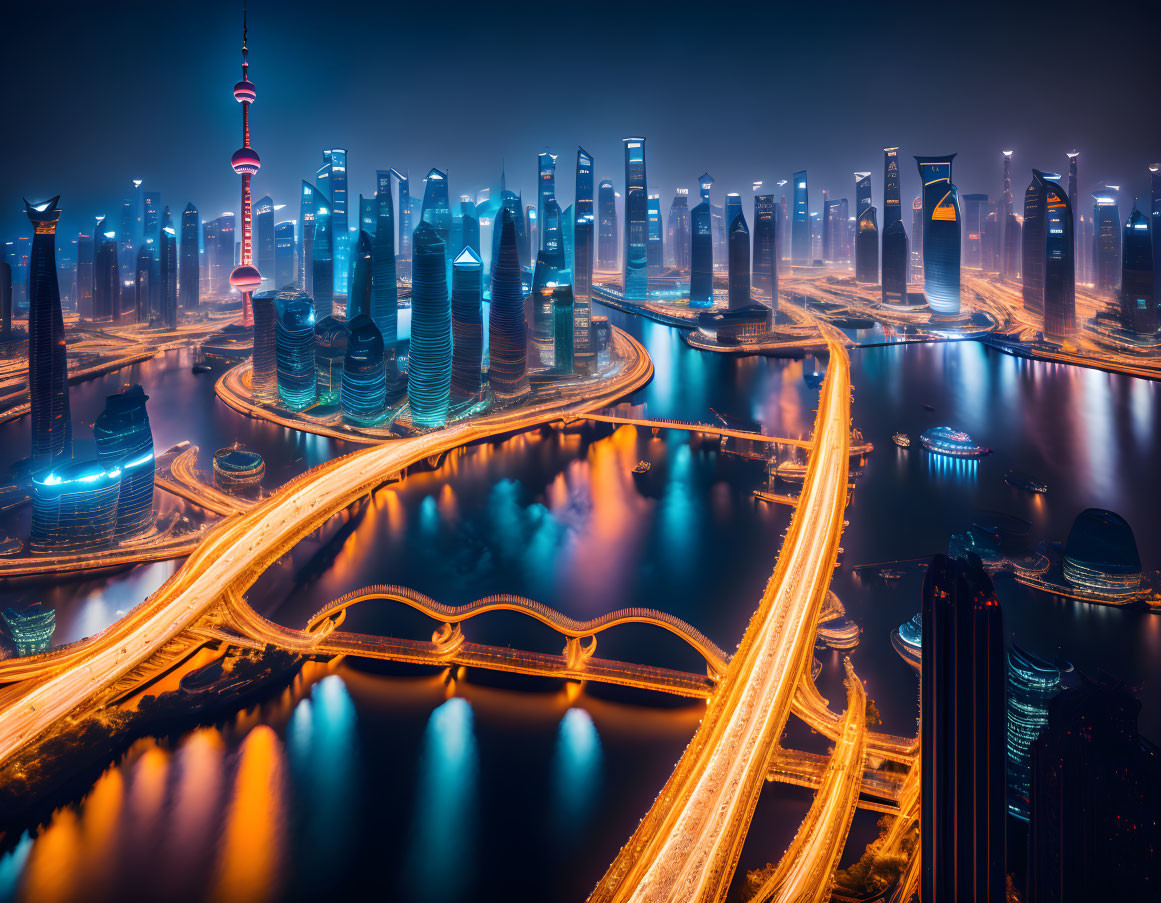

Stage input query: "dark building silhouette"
[
  {"left": 1028, "top": 676, "right": 1161, "bottom": 902},
  {"left": 451, "top": 246, "right": 483, "bottom": 400},
  {"left": 1006, "top": 645, "right": 1063, "bottom": 819},
  {"left": 312, "top": 190, "right": 334, "bottom": 318},
  {"left": 274, "top": 220, "right": 295, "bottom": 289},
  {"left": 372, "top": 170, "right": 398, "bottom": 346},
  {"left": 727, "top": 210, "right": 750, "bottom": 310},
  {"left": 1041, "top": 176, "right": 1076, "bottom": 338},
  {"left": 1022, "top": 173, "right": 1055, "bottom": 318},
  {"left": 135, "top": 242, "right": 154, "bottom": 324},
  {"left": 883, "top": 147, "right": 902, "bottom": 228},
  {"left": 597, "top": 179, "right": 617, "bottom": 271},
  {"left": 1, "top": 259, "right": 10, "bottom": 338},
  {"left": 75, "top": 232, "right": 93, "bottom": 320},
  {"left": 791, "top": 171, "right": 810, "bottom": 264},
  {"left": 1062, "top": 508, "right": 1143, "bottom": 599},
  {"left": 180, "top": 203, "right": 200, "bottom": 307},
  {"left": 1120, "top": 207, "right": 1156, "bottom": 334},
  {"left": 916, "top": 155, "right": 963, "bottom": 316},
  {"left": 341, "top": 314, "right": 386, "bottom": 427},
  {"left": 250, "top": 289, "right": 279, "bottom": 403},
  {"left": 1151, "top": 163, "right": 1161, "bottom": 310},
  {"left": 159, "top": 213, "right": 178, "bottom": 328},
  {"left": 882, "top": 218, "right": 909, "bottom": 306},
  {"left": 752, "top": 194, "right": 777, "bottom": 309},
  {"left": 94, "top": 228, "right": 119, "bottom": 321},
  {"left": 1092, "top": 187, "right": 1121, "bottom": 294},
  {"left": 255, "top": 195, "right": 275, "bottom": 292},
  {"left": 668, "top": 190, "right": 691, "bottom": 272},
  {"left": 349, "top": 230, "right": 373, "bottom": 321},
  {"left": 93, "top": 385, "right": 154, "bottom": 540},
  {"left": 1001, "top": 150, "right": 1019, "bottom": 282},
  {"left": 408, "top": 222, "right": 452, "bottom": 428},
  {"left": 488, "top": 209, "right": 529, "bottom": 402},
  {"left": 856, "top": 207, "right": 879, "bottom": 285},
  {"left": 921, "top": 554, "right": 1006, "bottom": 903},
  {"left": 26, "top": 197, "right": 72, "bottom": 466},
  {"left": 622, "top": 138, "right": 649, "bottom": 298},
  {"left": 552, "top": 282, "right": 575, "bottom": 374},
  {"left": 397, "top": 170, "right": 413, "bottom": 269},
  {"left": 690, "top": 200, "right": 713, "bottom": 308}
]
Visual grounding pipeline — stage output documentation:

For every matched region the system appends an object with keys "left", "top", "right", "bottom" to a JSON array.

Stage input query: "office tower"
[
  {"left": 855, "top": 207, "right": 879, "bottom": 284},
  {"left": 622, "top": 137, "right": 648, "bottom": 298},
  {"left": 882, "top": 218, "right": 908, "bottom": 306},
  {"left": 450, "top": 246, "right": 483, "bottom": 400},
  {"left": 408, "top": 222, "right": 452, "bottom": 427},
  {"left": 1005, "top": 645, "right": 1062, "bottom": 819},
  {"left": 274, "top": 220, "right": 295, "bottom": 289},
  {"left": 647, "top": 195, "right": 663, "bottom": 274},
  {"left": 1028, "top": 678, "right": 1161, "bottom": 902},
  {"left": 727, "top": 210, "right": 750, "bottom": 310},
  {"left": 982, "top": 205, "right": 1002, "bottom": 273},
  {"left": 840, "top": 198, "right": 853, "bottom": 262},
  {"left": 552, "top": 284, "right": 575, "bottom": 373},
  {"left": 1075, "top": 213, "right": 1093, "bottom": 285},
  {"left": 962, "top": 194, "right": 987, "bottom": 269},
  {"left": 299, "top": 181, "right": 316, "bottom": 292},
  {"left": 1004, "top": 213, "right": 1022, "bottom": 283},
  {"left": 597, "top": 179, "right": 617, "bottom": 270},
  {"left": 853, "top": 172, "right": 871, "bottom": 219},
  {"left": 668, "top": 190, "right": 690, "bottom": 271},
  {"left": 488, "top": 209, "right": 529, "bottom": 401},
  {"left": 883, "top": 147, "right": 902, "bottom": 228},
  {"left": 1152, "top": 164, "right": 1161, "bottom": 308},
  {"left": 359, "top": 193, "right": 375, "bottom": 235},
  {"left": 460, "top": 199, "right": 480, "bottom": 259},
  {"left": 537, "top": 152, "right": 558, "bottom": 250},
  {"left": 574, "top": 148, "right": 595, "bottom": 374},
  {"left": 342, "top": 315, "right": 386, "bottom": 426},
  {"left": 0, "top": 605, "right": 55, "bottom": 657},
  {"left": 1120, "top": 207, "right": 1156, "bottom": 334},
  {"left": 531, "top": 242, "right": 567, "bottom": 369},
  {"left": 491, "top": 191, "right": 524, "bottom": 272},
  {"left": 791, "top": 171, "right": 810, "bottom": 264},
  {"left": 724, "top": 192, "right": 742, "bottom": 233},
  {"left": 160, "top": 213, "right": 178, "bottom": 328},
  {"left": 1092, "top": 187, "right": 1121, "bottom": 294},
  {"left": 690, "top": 200, "right": 713, "bottom": 308},
  {"left": 372, "top": 170, "right": 398, "bottom": 346},
  {"left": 1001, "top": 150, "right": 1018, "bottom": 281},
  {"left": 144, "top": 191, "right": 161, "bottom": 252},
  {"left": 525, "top": 204, "right": 538, "bottom": 260},
  {"left": 541, "top": 199, "right": 563, "bottom": 259},
  {"left": 316, "top": 149, "right": 349, "bottom": 293},
  {"left": 227, "top": 10, "right": 262, "bottom": 325},
  {"left": 420, "top": 168, "right": 451, "bottom": 247},
  {"left": 0, "top": 259, "right": 10, "bottom": 339},
  {"left": 1041, "top": 176, "right": 1076, "bottom": 338},
  {"left": 397, "top": 170, "right": 413, "bottom": 268},
  {"left": 255, "top": 195, "right": 274, "bottom": 291},
  {"left": 314, "top": 315, "right": 348, "bottom": 405},
  {"left": 274, "top": 288, "right": 316, "bottom": 410},
  {"left": 1023, "top": 173, "right": 1053, "bottom": 318},
  {"left": 823, "top": 199, "right": 842, "bottom": 263},
  {"left": 26, "top": 198, "right": 72, "bottom": 466},
  {"left": 312, "top": 192, "right": 334, "bottom": 318},
  {"left": 93, "top": 385, "right": 154, "bottom": 540},
  {"left": 203, "top": 213, "right": 235, "bottom": 300},
  {"left": 348, "top": 230, "right": 373, "bottom": 321},
  {"left": 1067, "top": 151, "right": 1079, "bottom": 221},
  {"left": 180, "top": 203, "right": 199, "bottom": 307},
  {"left": 94, "top": 228, "right": 119, "bottom": 321},
  {"left": 921, "top": 554, "right": 1006, "bottom": 903},
  {"left": 698, "top": 172, "right": 713, "bottom": 206},
  {"left": 118, "top": 200, "right": 135, "bottom": 272},
  {"left": 135, "top": 242, "right": 154, "bottom": 324},
  {"left": 30, "top": 461, "right": 121, "bottom": 552},
  {"left": 915, "top": 155, "right": 963, "bottom": 316},
  {"left": 75, "top": 232, "right": 93, "bottom": 319},
  {"left": 250, "top": 289, "right": 279, "bottom": 403},
  {"left": 752, "top": 195, "right": 777, "bottom": 308}
]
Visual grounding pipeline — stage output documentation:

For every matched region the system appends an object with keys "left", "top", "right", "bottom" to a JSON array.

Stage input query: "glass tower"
[
  {"left": 93, "top": 384, "right": 154, "bottom": 540},
  {"left": 597, "top": 180, "right": 617, "bottom": 270},
  {"left": 573, "top": 148, "right": 595, "bottom": 374},
  {"left": 274, "top": 288, "right": 316, "bottom": 411},
  {"left": 791, "top": 171, "right": 810, "bottom": 264},
  {"left": 250, "top": 289, "right": 279, "bottom": 403},
  {"left": 349, "top": 230, "right": 373, "bottom": 320},
  {"left": 451, "top": 246, "right": 484, "bottom": 400},
  {"left": 396, "top": 170, "right": 413, "bottom": 268},
  {"left": 1120, "top": 207, "right": 1156, "bottom": 334},
  {"left": 317, "top": 149, "right": 349, "bottom": 293},
  {"left": 552, "top": 283, "right": 574, "bottom": 374},
  {"left": 882, "top": 218, "right": 908, "bottom": 306},
  {"left": 727, "top": 209, "right": 750, "bottom": 310},
  {"left": 752, "top": 194, "right": 777, "bottom": 309},
  {"left": 94, "top": 229, "right": 119, "bottom": 321},
  {"left": 883, "top": 147, "right": 902, "bottom": 228},
  {"left": 372, "top": 170, "right": 398, "bottom": 346},
  {"left": 256, "top": 195, "right": 275, "bottom": 292},
  {"left": 299, "top": 181, "right": 316, "bottom": 293},
  {"left": 180, "top": 203, "right": 199, "bottom": 307},
  {"left": 669, "top": 190, "right": 691, "bottom": 272},
  {"left": 647, "top": 195, "right": 663, "bottom": 274},
  {"left": 622, "top": 137, "right": 648, "bottom": 299},
  {"left": 26, "top": 197, "right": 71, "bottom": 466},
  {"left": 1092, "top": 187, "right": 1122, "bottom": 294},
  {"left": 1042, "top": 175, "right": 1076, "bottom": 338},
  {"left": 916, "top": 155, "right": 962, "bottom": 316},
  {"left": 274, "top": 220, "right": 296, "bottom": 289},
  {"left": 856, "top": 207, "right": 879, "bottom": 285},
  {"left": 30, "top": 461, "right": 121, "bottom": 552},
  {"left": 538, "top": 152, "right": 557, "bottom": 251},
  {"left": 420, "top": 168, "right": 452, "bottom": 246},
  {"left": 135, "top": 241, "right": 154, "bottom": 325},
  {"left": 488, "top": 209, "right": 530, "bottom": 401},
  {"left": 408, "top": 222, "right": 452, "bottom": 428},
  {"left": 314, "top": 315, "right": 348, "bottom": 405},
  {"left": 160, "top": 213, "right": 178, "bottom": 328},
  {"left": 1005, "top": 645, "right": 1062, "bottom": 819},
  {"left": 690, "top": 200, "right": 713, "bottom": 308},
  {"left": 312, "top": 191, "right": 334, "bottom": 318},
  {"left": 342, "top": 315, "right": 386, "bottom": 427}
]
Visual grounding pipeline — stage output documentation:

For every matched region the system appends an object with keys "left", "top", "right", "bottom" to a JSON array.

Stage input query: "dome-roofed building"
[{"left": 1062, "top": 508, "right": 1143, "bottom": 599}]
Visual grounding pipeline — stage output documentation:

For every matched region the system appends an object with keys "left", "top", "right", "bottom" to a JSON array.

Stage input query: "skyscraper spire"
[{"left": 229, "top": 1, "right": 261, "bottom": 326}]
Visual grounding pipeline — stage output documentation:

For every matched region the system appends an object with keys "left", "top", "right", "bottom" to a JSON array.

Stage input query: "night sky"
[{"left": 4, "top": 0, "right": 1158, "bottom": 245}]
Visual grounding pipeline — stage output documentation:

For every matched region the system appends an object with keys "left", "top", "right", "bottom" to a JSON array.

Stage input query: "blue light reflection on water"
[
  {"left": 406, "top": 697, "right": 479, "bottom": 903},
  {"left": 551, "top": 708, "right": 603, "bottom": 840},
  {"left": 658, "top": 443, "right": 697, "bottom": 575},
  {"left": 0, "top": 833, "right": 32, "bottom": 903}
]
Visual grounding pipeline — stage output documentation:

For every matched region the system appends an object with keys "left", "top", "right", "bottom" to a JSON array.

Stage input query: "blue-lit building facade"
[
  {"left": 669, "top": 190, "right": 690, "bottom": 272},
  {"left": 690, "top": 200, "right": 713, "bottom": 308},
  {"left": 597, "top": 179, "right": 617, "bottom": 270},
  {"left": 180, "top": 202, "right": 199, "bottom": 307},
  {"left": 31, "top": 460, "right": 122, "bottom": 553},
  {"left": 342, "top": 315, "right": 386, "bottom": 427},
  {"left": 26, "top": 197, "right": 72, "bottom": 466},
  {"left": 420, "top": 168, "right": 451, "bottom": 248},
  {"left": 1120, "top": 207, "right": 1156, "bottom": 334},
  {"left": 274, "top": 288, "right": 316, "bottom": 411},
  {"left": 251, "top": 289, "right": 279, "bottom": 403},
  {"left": 916, "top": 155, "right": 963, "bottom": 316},
  {"left": 317, "top": 149, "right": 349, "bottom": 293},
  {"left": 451, "top": 246, "right": 484, "bottom": 400},
  {"left": 349, "top": 230, "right": 372, "bottom": 320},
  {"left": 312, "top": 189, "right": 334, "bottom": 318},
  {"left": 791, "top": 171, "right": 810, "bottom": 264},
  {"left": 647, "top": 195, "right": 663, "bottom": 275},
  {"left": 1092, "top": 187, "right": 1121, "bottom": 294},
  {"left": 1006, "top": 645, "right": 1063, "bottom": 819},
  {"left": 752, "top": 195, "right": 777, "bottom": 309},
  {"left": 274, "top": 220, "right": 296, "bottom": 290},
  {"left": 488, "top": 209, "right": 529, "bottom": 401},
  {"left": 93, "top": 385, "right": 154, "bottom": 540},
  {"left": 622, "top": 138, "right": 648, "bottom": 298},
  {"left": 373, "top": 169, "right": 398, "bottom": 346},
  {"left": 299, "top": 181, "right": 316, "bottom": 294},
  {"left": 574, "top": 148, "right": 595, "bottom": 374},
  {"left": 314, "top": 315, "right": 348, "bottom": 405},
  {"left": 408, "top": 222, "right": 452, "bottom": 428},
  {"left": 727, "top": 210, "right": 750, "bottom": 310},
  {"left": 537, "top": 153, "right": 557, "bottom": 252}
]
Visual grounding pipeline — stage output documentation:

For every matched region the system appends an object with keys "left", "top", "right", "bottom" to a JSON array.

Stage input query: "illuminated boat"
[
  {"left": 632, "top": 460, "right": 651, "bottom": 475},
  {"left": 1005, "top": 470, "right": 1047, "bottom": 493},
  {"left": 890, "top": 612, "right": 922, "bottom": 671},
  {"left": 892, "top": 432, "right": 910, "bottom": 448},
  {"left": 919, "top": 426, "right": 990, "bottom": 458}
]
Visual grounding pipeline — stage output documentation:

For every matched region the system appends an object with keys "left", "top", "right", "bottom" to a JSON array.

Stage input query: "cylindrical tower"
[{"left": 229, "top": 4, "right": 261, "bottom": 327}]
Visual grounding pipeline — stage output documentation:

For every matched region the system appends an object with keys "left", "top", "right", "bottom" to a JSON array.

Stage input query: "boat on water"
[
  {"left": 1005, "top": 470, "right": 1048, "bottom": 493},
  {"left": 892, "top": 432, "right": 911, "bottom": 448},
  {"left": 878, "top": 567, "right": 906, "bottom": 581},
  {"left": 632, "top": 460, "right": 651, "bottom": 476},
  {"left": 919, "top": 426, "right": 990, "bottom": 458},
  {"left": 192, "top": 363, "right": 212, "bottom": 374}
]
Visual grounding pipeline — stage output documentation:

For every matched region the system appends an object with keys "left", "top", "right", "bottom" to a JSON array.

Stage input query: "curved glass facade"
[
  {"left": 93, "top": 385, "right": 154, "bottom": 540},
  {"left": 915, "top": 155, "right": 962, "bottom": 316},
  {"left": 314, "top": 315, "right": 348, "bottom": 405},
  {"left": 1006, "top": 645, "right": 1062, "bottom": 819},
  {"left": 31, "top": 460, "right": 121, "bottom": 552},
  {"left": 752, "top": 195, "right": 777, "bottom": 309},
  {"left": 552, "top": 284, "right": 574, "bottom": 374},
  {"left": 690, "top": 200, "right": 713, "bottom": 308},
  {"left": 407, "top": 222, "right": 452, "bottom": 428},
  {"left": 250, "top": 290, "right": 279, "bottom": 402},
  {"left": 420, "top": 168, "right": 451, "bottom": 246},
  {"left": 1042, "top": 178, "right": 1075, "bottom": 338},
  {"left": 487, "top": 209, "right": 529, "bottom": 401},
  {"left": 274, "top": 288, "right": 316, "bottom": 411},
  {"left": 451, "top": 247, "right": 483, "bottom": 400},
  {"left": 26, "top": 197, "right": 72, "bottom": 466},
  {"left": 341, "top": 314, "right": 386, "bottom": 427}
]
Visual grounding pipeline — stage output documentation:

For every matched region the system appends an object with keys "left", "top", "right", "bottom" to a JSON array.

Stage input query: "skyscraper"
[
  {"left": 159, "top": 215, "right": 178, "bottom": 328},
  {"left": 30, "top": 461, "right": 121, "bottom": 552},
  {"left": 420, "top": 168, "right": 451, "bottom": 246},
  {"left": 727, "top": 209, "right": 750, "bottom": 310},
  {"left": 962, "top": 193, "right": 988, "bottom": 269},
  {"left": 408, "top": 222, "right": 452, "bottom": 428},
  {"left": 1119, "top": 207, "right": 1156, "bottom": 334},
  {"left": 752, "top": 194, "right": 777, "bottom": 308},
  {"left": 93, "top": 228, "right": 119, "bottom": 321},
  {"left": 791, "top": 171, "right": 810, "bottom": 264},
  {"left": 531, "top": 243, "right": 567, "bottom": 370},
  {"left": 882, "top": 218, "right": 908, "bottom": 306},
  {"left": 349, "top": 230, "right": 373, "bottom": 320},
  {"left": 597, "top": 179, "right": 617, "bottom": 270},
  {"left": 647, "top": 195, "right": 663, "bottom": 275},
  {"left": 372, "top": 170, "right": 398, "bottom": 347},
  {"left": 1067, "top": 151, "right": 1080, "bottom": 222},
  {"left": 312, "top": 191, "right": 334, "bottom": 318},
  {"left": 227, "top": 8, "right": 262, "bottom": 325},
  {"left": 883, "top": 146, "right": 902, "bottom": 228},
  {"left": 317, "top": 149, "right": 349, "bottom": 293},
  {"left": 1001, "top": 150, "right": 1018, "bottom": 282},
  {"left": 921, "top": 554, "right": 1006, "bottom": 903},
  {"left": 622, "top": 137, "right": 649, "bottom": 299},
  {"left": 488, "top": 209, "right": 529, "bottom": 401},
  {"left": 250, "top": 289, "right": 279, "bottom": 403},
  {"left": 668, "top": 190, "right": 691, "bottom": 271},
  {"left": 135, "top": 241, "right": 154, "bottom": 325},
  {"left": 1022, "top": 173, "right": 1055, "bottom": 318},
  {"left": 552, "top": 283, "right": 575, "bottom": 373},
  {"left": 75, "top": 232, "right": 93, "bottom": 320},
  {"left": 25, "top": 197, "right": 72, "bottom": 465},
  {"left": 274, "top": 220, "right": 295, "bottom": 289},
  {"left": 93, "top": 385, "right": 154, "bottom": 540},
  {"left": 180, "top": 203, "right": 200, "bottom": 307},
  {"left": 574, "top": 148, "right": 595, "bottom": 375},
  {"left": 1005, "top": 645, "right": 1062, "bottom": 819},
  {"left": 855, "top": 207, "right": 879, "bottom": 285},
  {"left": 314, "top": 316, "right": 348, "bottom": 405},
  {"left": 255, "top": 195, "right": 275, "bottom": 292},
  {"left": 537, "top": 152, "right": 557, "bottom": 251},
  {"left": 1151, "top": 163, "right": 1161, "bottom": 309},
  {"left": 0, "top": 259, "right": 10, "bottom": 339},
  {"left": 341, "top": 315, "right": 386, "bottom": 427},
  {"left": 915, "top": 155, "right": 963, "bottom": 316},
  {"left": 396, "top": 170, "right": 413, "bottom": 270},
  {"left": 274, "top": 288, "right": 316, "bottom": 411},
  {"left": 690, "top": 200, "right": 713, "bottom": 308},
  {"left": 1041, "top": 176, "right": 1076, "bottom": 338},
  {"left": 1092, "top": 187, "right": 1121, "bottom": 294},
  {"left": 299, "top": 181, "right": 316, "bottom": 293},
  {"left": 911, "top": 197, "right": 924, "bottom": 281},
  {"left": 451, "top": 246, "right": 483, "bottom": 400}
]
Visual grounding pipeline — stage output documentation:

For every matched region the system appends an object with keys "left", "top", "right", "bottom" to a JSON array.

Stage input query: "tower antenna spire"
[{"left": 229, "top": 0, "right": 261, "bottom": 325}]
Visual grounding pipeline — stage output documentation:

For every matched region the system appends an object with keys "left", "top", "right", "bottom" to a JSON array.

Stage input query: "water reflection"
[
  {"left": 551, "top": 708, "right": 603, "bottom": 840},
  {"left": 406, "top": 697, "right": 478, "bottom": 903},
  {"left": 0, "top": 834, "right": 32, "bottom": 903}
]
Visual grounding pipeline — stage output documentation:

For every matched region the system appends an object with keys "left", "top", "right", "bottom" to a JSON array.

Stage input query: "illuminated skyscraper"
[
  {"left": 915, "top": 155, "right": 962, "bottom": 316},
  {"left": 459, "top": 199, "right": 480, "bottom": 260},
  {"left": 488, "top": 209, "right": 529, "bottom": 401},
  {"left": 1151, "top": 163, "right": 1161, "bottom": 307},
  {"left": 647, "top": 195, "right": 663, "bottom": 275},
  {"left": 597, "top": 179, "right": 617, "bottom": 270},
  {"left": 1022, "top": 173, "right": 1057, "bottom": 319},
  {"left": 1005, "top": 645, "right": 1062, "bottom": 819},
  {"left": 856, "top": 207, "right": 879, "bottom": 285},
  {"left": 26, "top": 197, "right": 71, "bottom": 465},
  {"left": 397, "top": 170, "right": 413, "bottom": 268},
  {"left": 75, "top": 232, "right": 93, "bottom": 320},
  {"left": 316, "top": 149, "right": 349, "bottom": 293},
  {"left": 962, "top": 193, "right": 987, "bottom": 269},
  {"left": 94, "top": 228, "right": 119, "bottom": 321},
  {"left": 883, "top": 147, "right": 902, "bottom": 228},
  {"left": 1001, "top": 150, "right": 1018, "bottom": 281},
  {"left": 882, "top": 218, "right": 908, "bottom": 306},
  {"left": 727, "top": 210, "right": 750, "bottom": 311},
  {"left": 1092, "top": 187, "right": 1121, "bottom": 293},
  {"left": 31, "top": 461, "right": 121, "bottom": 552},
  {"left": 573, "top": 148, "right": 595, "bottom": 374},
  {"left": 408, "top": 222, "right": 452, "bottom": 428},
  {"left": 118, "top": 200, "right": 135, "bottom": 272},
  {"left": 180, "top": 203, "right": 199, "bottom": 307},
  {"left": 552, "top": 283, "right": 575, "bottom": 373},
  {"left": 668, "top": 189, "right": 690, "bottom": 271},
  {"left": 1, "top": 605, "right": 55, "bottom": 657},
  {"left": 274, "top": 288, "right": 316, "bottom": 411},
  {"left": 752, "top": 194, "right": 777, "bottom": 308},
  {"left": 1042, "top": 175, "right": 1076, "bottom": 338},
  {"left": 690, "top": 200, "right": 713, "bottom": 308},
  {"left": 372, "top": 170, "right": 398, "bottom": 347},
  {"left": 1067, "top": 151, "right": 1080, "bottom": 222},
  {"left": 1120, "top": 207, "right": 1156, "bottom": 334},
  {"left": 274, "top": 220, "right": 295, "bottom": 289},
  {"left": 531, "top": 241, "right": 567, "bottom": 369},
  {"left": 227, "top": 9, "right": 261, "bottom": 325},
  {"left": 135, "top": 241, "right": 154, "bottom": 324},
  {"left": 921, "top": 554, "right": 1006, "bottom": 903},
  {"left": 342, "top": 315, "right": 386, "bottom": 426},
  {"left": 622, "top": 137, "right": 649, "bottom": 298},
  {"left": 451, "top": 246, "right": 483, "bottom": 400},
  {"left": 791, "top": 171, "right": 810, "bottom": 264},
  {"left": 420, "top": 168, "right": 451, "bottom": 247},
  {"left": 349, "top": 230, "right": 373, "bottom": 320},
  {"left": 93, "top": 385, "right": 154, "bottom": 540},
  {"left": 724, "top": 192, "right": 742, "bottom": 233},
  {"left": 312, "top": 192, "right": 334, "bottom": 318},
  {"left": 255, "top": 195, "right": 274, "bottom": 292},
  {"left": 314, "top": 315, "right": 348, "bottom": 405},
  {"left": 159, "top": 215, "right": 178, "bottom": 328},
  {"left": 299, "top": 181, "right": 316, "bottom": 293},
  {"left": 537, "top": 152, "right": 557, "bottom": 251},
  {"left": 144, "top": 192, "right": 160, "bottom": 255},
  {"left": 250, "top": 289, "right": 278, "bottom": 403}
]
